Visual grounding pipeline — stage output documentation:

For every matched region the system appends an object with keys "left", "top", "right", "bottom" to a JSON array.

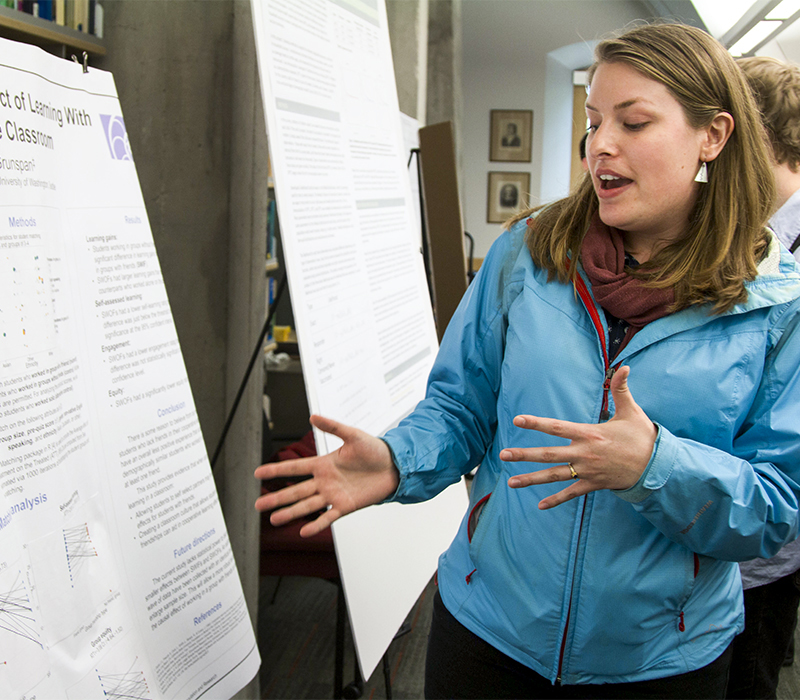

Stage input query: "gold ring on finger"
[{"left": 568, "top": 463, "right": 579, "bottom": 480}]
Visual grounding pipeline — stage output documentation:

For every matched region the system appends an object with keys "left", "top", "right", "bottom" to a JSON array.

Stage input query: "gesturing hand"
[
  {"left": 500, "top": 366, "right": 656, "bottom": 510},
  {"left": 254, "top": 415, "right": 400, "bottom": 537}
]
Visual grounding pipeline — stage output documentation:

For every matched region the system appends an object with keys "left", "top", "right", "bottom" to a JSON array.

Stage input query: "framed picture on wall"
[
  {"left": 490, "top": 109, "right": 533, "bottom": 162},
  {"left": 487, "top": 171, "right": 530, "bottom": 223}
]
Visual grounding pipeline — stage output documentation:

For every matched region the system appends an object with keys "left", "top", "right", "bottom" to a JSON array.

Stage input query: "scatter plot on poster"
[
  {"left": 63, "top": 523, "right": 98, "bottom": 587},
  {"left": 0, "top": 568, "right": 42, "bottom": 648},
  {"left": 98, "top": 657, "right": 151, "bottom": 700},
  {"left": 26, "top": 498, "right": 118, "bottom": 644},
  {"left": 0, "top": 562, "right": 49, "bottom": 696},
  {"left": 0, "top": 213, "right": 55, "bottom": 361}
]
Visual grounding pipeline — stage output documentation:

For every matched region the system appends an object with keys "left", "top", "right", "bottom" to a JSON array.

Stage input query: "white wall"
[{"left": 460, "top": 0, "right": 656, "bottom": 259}]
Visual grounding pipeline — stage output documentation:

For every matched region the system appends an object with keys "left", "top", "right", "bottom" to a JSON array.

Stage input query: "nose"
[{"left": 588, "top": 123, "right": 615, "bottom": 159}]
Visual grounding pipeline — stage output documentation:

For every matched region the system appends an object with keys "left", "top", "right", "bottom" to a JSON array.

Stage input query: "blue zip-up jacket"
[{"left": 382, "top": 219, "right": 800, "bottom": 685}]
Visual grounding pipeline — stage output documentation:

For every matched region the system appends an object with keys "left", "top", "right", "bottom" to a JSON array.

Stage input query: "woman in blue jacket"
[{"left": 255, "top": 22, "right": 800, "bottom": 698}]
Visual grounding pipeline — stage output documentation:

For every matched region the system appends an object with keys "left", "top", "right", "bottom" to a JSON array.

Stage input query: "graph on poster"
[
  {"left": 0, "top": 226, "right": 55, "bottom": 361},
  {"left": 97, "top": 657, "right": 151, "bottom": 700},
  {"left": 0, "top": 568, "right": 41, "bottom": 647}
]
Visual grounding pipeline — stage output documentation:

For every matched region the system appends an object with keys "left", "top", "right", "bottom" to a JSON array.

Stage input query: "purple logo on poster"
[{"left": 100, "top": 114, "right": 132, "bottom": 161}]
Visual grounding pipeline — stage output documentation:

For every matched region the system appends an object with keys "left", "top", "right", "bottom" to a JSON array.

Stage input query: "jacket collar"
[
  {"left": 599, "top": 232, "right": 800, "bottom": 362},
  {"left": 732, "top": 230, "right": 800, "bottom": 313}
]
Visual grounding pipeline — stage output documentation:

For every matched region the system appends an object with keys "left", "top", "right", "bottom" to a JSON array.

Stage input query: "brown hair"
[
  {"left": 738, "top": 56, "right": 800, "bottom": 171},
  {"left": 510, "top": 22, "right": 775, "bottom": 314}
]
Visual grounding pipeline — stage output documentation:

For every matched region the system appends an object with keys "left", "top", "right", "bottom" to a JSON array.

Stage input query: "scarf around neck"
[{"left": 579, "top": 214, "right": 675, "bottom": 330}]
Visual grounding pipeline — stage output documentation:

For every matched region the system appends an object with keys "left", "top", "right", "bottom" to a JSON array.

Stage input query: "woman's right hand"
[{"left": 254, "top": 414, "right": 400, "bottom": 537}]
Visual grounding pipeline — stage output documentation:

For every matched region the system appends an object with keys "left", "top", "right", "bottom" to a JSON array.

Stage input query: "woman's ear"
[{"left": 702, "top": 112, "right": 735, "bottom": 163}]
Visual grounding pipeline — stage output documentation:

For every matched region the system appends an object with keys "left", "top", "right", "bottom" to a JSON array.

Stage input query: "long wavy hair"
[{"left": 510, "top": 22, "right": 775, "bottom": 314}]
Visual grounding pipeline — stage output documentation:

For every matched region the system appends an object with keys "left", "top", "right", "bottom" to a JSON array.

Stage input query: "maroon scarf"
[{"left": 580, "top": 214, "right": 674, "bottom": 330}]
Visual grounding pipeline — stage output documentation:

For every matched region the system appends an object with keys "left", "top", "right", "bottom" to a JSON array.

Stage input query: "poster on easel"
[
  {"left": 0, "top": 38, "right": 259, "bottom": 700},
  {"left": 250, "top": 0, "right": 469, "bottom": 681}
]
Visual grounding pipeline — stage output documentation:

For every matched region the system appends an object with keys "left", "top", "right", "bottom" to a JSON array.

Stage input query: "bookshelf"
[{"left": 0, "top": 5, "right": 104, "bottom": 56}]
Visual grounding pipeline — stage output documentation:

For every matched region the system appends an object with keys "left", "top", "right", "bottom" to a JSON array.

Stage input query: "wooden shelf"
[{"left": 0, "top": 6, "right": 105, "bottom": 56}]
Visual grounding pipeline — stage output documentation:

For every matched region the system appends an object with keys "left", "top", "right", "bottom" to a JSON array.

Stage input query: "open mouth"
[{"left": 598, "top": 174, "right": 633, "bottom": 190}]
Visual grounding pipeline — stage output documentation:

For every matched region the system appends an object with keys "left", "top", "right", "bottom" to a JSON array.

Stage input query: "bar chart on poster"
[
  {"left": 250, "top": 0, "right": 468, "bottom": 680},
  {"left": 0, "top": 38, "right": 258, "bottom": 700}
]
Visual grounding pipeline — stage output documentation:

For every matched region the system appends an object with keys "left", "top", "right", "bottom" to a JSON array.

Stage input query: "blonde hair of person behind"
[
  {"left": 738, "top": 55, "right": 800, "bottom": 171},
  {"left": 510, "top": 22, "right": 775, "bottom": 314}
]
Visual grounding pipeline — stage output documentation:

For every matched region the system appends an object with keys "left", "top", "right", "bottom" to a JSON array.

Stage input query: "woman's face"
[{"left": 586, "top": 61, "right": 708, "bottom": 258}]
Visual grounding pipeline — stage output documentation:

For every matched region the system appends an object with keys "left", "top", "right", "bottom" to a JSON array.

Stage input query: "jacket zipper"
[{"left": 555, "top": 275, "right": 619, "bottom": 684}]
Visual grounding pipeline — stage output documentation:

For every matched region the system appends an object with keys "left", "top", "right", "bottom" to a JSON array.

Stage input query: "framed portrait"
[
  {"left": 490, "top": 109, "right": 533, "bottom": 162},
  {"left": 487, "top": 171, "right": 530, "bottom": 223}
]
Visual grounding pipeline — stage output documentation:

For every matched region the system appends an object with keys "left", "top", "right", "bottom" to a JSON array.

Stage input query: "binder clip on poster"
[{"left": 71, "top": 51, "right": 89, "bottom": 73}]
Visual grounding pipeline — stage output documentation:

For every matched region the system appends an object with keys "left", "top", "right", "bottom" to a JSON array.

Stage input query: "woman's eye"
[
  {"left": 625, "top": 122, "right": 648, "bottom": 131},
  {"left": 587, "top": 124, "right": 599, "bottom": 132}
]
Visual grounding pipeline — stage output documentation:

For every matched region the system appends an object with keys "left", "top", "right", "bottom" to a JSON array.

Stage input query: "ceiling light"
[
  {"left": 728, "top": 19, "right": 783, "bottom": 55},
  {"left": 766, "top": 0, "right": 800, "bottom": 19}
]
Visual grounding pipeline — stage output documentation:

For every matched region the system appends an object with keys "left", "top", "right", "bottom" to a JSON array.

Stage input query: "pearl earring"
[{"left": 694, "top": 161, "right": 708, "bottom": 183}]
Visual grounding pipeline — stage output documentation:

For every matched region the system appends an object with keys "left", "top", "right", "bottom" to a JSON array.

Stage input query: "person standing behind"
[{"left": 729, "top": 55, "right": 800, "bottom": 700}]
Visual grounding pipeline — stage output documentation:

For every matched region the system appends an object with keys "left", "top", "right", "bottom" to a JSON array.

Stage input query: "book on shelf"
[
  {"left": 266, "top": 276, "right": 277, "bottom": 346},
  {"left": 266, "top": 198, "right": 278, "bottom": 269},
  {"left": 67, "top": 0, "right": 88, "bottom": 32},
  {"left": 11, "top": 0, "right": 102, "bottom": 35},
  {"left": 29, "top": 0, "right": 54, "bottom": 19}
]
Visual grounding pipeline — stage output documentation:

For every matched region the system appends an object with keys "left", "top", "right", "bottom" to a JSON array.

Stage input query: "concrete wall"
[
  {"left": 222, "top": 5, "right": 268, "bottom": 700},
  {"left": 387, "top": 0, "right": 429, "bottom": 121},
  {"left": 427, "top": 0, "right": 463, "bottom": 132},
  {"left": 460, "top": 0, "right": 656, "bottom": 259}
]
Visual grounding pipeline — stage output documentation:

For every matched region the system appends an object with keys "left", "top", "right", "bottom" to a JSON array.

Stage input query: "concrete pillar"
[
  {"left": 223, "top": 2, "right": 268, "bottom": 697},
  {"left": 387, "top": 0, "right": 429, "bottom": 121},
  {"left": 426, "top": 0, "right": 462, "bottom": 132}
]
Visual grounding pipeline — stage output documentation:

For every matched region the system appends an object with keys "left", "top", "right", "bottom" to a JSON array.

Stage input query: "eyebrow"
[{"left": 585, "top": 98, "right": 644, "bottom": 112}]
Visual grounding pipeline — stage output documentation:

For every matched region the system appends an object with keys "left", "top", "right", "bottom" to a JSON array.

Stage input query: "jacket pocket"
[
  {"left": 466, "top": 479, "right": 505, "bottom": 570},
  {"left": 677, "top": 553, "right": 702, "bottom": 632},
  {"left": 468, "top": 492, "right": 492, "bottom": 542}
]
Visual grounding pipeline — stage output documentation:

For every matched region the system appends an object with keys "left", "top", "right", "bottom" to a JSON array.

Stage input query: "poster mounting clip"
[{"left": 71, "top": 51, "right": 89, "bottom": 73}]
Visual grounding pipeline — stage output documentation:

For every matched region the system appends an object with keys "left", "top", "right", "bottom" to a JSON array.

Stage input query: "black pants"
[
  {"left": 726, "top": 570, "right": 800, "bottom": 699},
  {"left": 425, "top": 589, "right": 732, "bottom": 699}
]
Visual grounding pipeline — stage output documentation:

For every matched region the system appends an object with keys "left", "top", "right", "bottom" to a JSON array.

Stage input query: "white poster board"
[
  {"left": 0, "top": 38, "right": 259, "bottom": 700},
  {"left": 250, "top": 0, "right": 468, "bottom": 680}
]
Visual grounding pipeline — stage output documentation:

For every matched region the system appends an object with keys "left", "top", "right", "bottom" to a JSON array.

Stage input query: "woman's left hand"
[{"left": 500, "top": 366, "right": 657, "bottom": 509}]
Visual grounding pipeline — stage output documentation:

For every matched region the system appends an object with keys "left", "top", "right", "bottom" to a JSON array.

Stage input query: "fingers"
[
  {"left": 507, "top": 469, "right": 591, "bottom": 509},
  {"left": 608, "top": 365, "right": 636, "bottom": 418},
  {"left": 537, "top": 481, "right": 593, "bottom": 510},
  {"left": 299, "top": 508, "right": 340, "bottom": 538},
  {"left": 512, "top": 413, "right": 583, "bottom": 439},
  {"left": 509, "top": 365, "right": 638, "bottom": 434},
  {"left": 500, "top": 445, "right": 572, "bottom": 464},
  {"left": 269, "top": 494, "right": 329, "bottom": 526},
  {"left": 507, "top": 464, "right": 574, "bottom": 487},
  {"left": 254, "top": 455, "right": 322, "bottom": 481},
  {"left": 255, "top": 478, "right": 317, "bottom": 512},
  {"left": 310, "top": 414, "right": 359, "bottom": 441}
]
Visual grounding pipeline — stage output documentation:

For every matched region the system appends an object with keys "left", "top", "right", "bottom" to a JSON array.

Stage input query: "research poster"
[
  {"left": 251, "top": 0, "right": 468, "bottom": 679},
  {"left": 0, "top": 39, "right": 258, "bottom": 699}
]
